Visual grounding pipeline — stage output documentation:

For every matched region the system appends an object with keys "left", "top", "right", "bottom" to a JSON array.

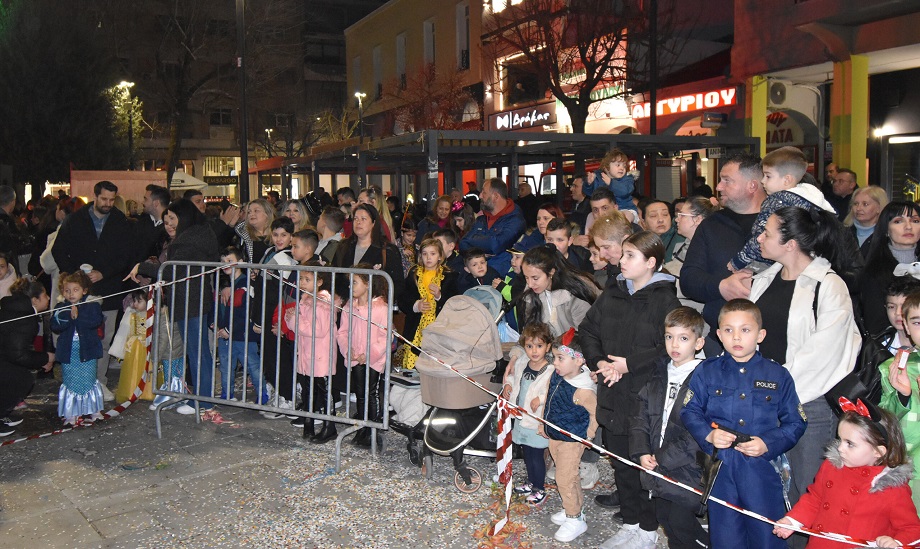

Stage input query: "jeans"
[
  {"left": 177, "top": 316, "right": 213, "bottom": 410},
  {"left": 217, "top": 339, "right": 269, "bottom": 402},
  {"left": 97, "top": 310, "right": 118, "bottom": 384}
]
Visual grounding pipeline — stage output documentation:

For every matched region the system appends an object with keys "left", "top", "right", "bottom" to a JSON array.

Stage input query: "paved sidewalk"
[{"left": 0, "top": 378, "right": 668, "bottom": 548}]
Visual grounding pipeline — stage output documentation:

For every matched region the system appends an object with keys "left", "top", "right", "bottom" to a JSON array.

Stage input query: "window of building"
[
  {"left": 373, "top": 44, "right": 382, "bottom": 98},
  {"left": 210, "top": 109, "right": 233, "bottom": 126},
  {"left": 273, "top": 113, "right": 294, "bottom": 128},
  {"left": 423, "top": 18, "right": 436, "bottom": 66},
  {"left": 203, "top": 156, "right": 236, "bottom": 176},
  {"left": 503, "top": 61, "right": 546, "bottom": 107},
  {"left": 456, "top": 2, "right": 470, "bottom": 71},
  {"left": 396, "top": 32, "right": 407, "bottom": 89}
]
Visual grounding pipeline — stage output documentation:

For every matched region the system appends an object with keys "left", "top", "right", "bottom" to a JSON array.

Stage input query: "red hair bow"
[
  {"left": 561, "top": 327, "right": 576, "bottom": 347},
  {"left": 838, "top": 397, "right": 870, "bottom": 418}
]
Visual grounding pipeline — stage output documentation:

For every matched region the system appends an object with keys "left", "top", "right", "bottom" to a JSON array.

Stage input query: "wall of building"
[{"left": 345, "top": 0, "right": 484, "bottom": 119}]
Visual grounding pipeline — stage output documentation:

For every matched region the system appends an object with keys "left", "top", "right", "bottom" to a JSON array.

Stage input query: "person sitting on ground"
[{"left": 0, "top": 278, "right": 53, "bottom": 437}]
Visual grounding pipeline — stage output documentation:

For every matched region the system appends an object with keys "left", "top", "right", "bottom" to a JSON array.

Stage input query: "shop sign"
[
  {"left": 489, "top": 102, "right": 557, "bottom": 131},
  {"left": 631, "top": 88, "right": 737, "bottom": 119},
  {"left": 766, "top": 111, "right": 804, "bottom": 147},
  {"left": 204, "top": 176, "right": 238, "bottom": 185}
]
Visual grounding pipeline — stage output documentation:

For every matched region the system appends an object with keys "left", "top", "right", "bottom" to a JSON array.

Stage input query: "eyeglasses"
[{"left": 675, "top": 213, "right": 698, "bottom": 218}]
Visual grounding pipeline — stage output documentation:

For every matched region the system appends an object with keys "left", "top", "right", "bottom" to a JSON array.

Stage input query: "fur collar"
[{"left": 824, "top": 443, "right": 913, "bottom": 493}]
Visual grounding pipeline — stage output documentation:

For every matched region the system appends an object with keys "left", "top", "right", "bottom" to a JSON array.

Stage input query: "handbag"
[{"left": 813, "top": 281, "right": 892, "bottom": 413}]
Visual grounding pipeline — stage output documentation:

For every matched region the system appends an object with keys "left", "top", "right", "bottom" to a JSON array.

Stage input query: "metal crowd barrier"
[{"left": 149, "top": 260, "right": 394, "bottom": 472}]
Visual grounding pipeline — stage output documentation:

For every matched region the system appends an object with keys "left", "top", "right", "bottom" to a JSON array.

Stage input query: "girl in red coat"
[{"left": 774, "top": 398, "right": 920, "bottom": 548}]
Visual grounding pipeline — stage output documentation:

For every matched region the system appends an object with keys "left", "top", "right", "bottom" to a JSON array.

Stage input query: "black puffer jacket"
[
  {"left": 629, "top": 355, "right": 706, "bottom": 507},
  {"left": 0, "top": 293, "right": 47, "bottom": 372},
  {"left": 138, "top": 222, "right": 220, "bottom": 321},
  {"left": 579, "top": 274, "right": 680, "bottom": 435}
]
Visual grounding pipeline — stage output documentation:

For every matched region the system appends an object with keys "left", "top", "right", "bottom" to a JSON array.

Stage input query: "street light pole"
[
  {"left": 265, "top": 128, "right": 273, "bottom": 157},
  {"left": 355, "top": 91, "right": 366, "bottom": 144},
  {"left": 118, "top": 81, "right": 135, "bottom": 170}
]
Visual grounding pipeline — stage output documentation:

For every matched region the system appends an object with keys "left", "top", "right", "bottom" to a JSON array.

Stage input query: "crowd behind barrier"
[{"left": 4, "top": 153, "right": 920, "bottom": 548}]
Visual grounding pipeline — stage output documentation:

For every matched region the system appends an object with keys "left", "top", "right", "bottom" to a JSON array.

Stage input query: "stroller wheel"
[
  {"left": 421, "top": 455, "right": 433, "bottom": 479},
  {"left": 454, "top": 467, "right": 482, "bottom": 493},
  {"left": 408, "top": 443, "right": 420, "bottom": 466}
]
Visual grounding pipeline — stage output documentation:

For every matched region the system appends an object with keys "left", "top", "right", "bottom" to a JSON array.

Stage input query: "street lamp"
[
  {"left": 265, "top": 128, "right": 273, "bottom": 156},
  {"left": 118, "top": 81, "right": 135, "bottom": 170},
  {"left": 355, "top": 91, "right": 367, "bottom": 143}
]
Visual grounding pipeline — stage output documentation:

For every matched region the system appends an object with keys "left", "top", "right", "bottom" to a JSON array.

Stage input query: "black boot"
[
  {"left": 309, "top": 377, "right": 337, "bottom": 443},
  {"left": 355, "top": 370, "right": 383, "bottom": 448},
  {"left": 311, "top": 416, "right": 337, "bottom": 444}
]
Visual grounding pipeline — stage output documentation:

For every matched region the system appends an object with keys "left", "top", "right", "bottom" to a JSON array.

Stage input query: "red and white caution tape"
[{"left": 490, "top": 397, "right": 514, "bottom": 536}]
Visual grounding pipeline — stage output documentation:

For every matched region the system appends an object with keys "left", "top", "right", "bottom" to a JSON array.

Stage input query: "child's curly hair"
[{"left": 59, "top": 271, "right": 92, "bottom": 294}]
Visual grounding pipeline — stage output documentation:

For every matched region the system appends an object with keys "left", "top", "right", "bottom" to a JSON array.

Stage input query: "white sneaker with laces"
[
  {"left": 550, "top": 510, "right": 567, "bottom": 525},
  {"left": 176, "top": 404, "right": 196, "bottom": 415},
  {"left": 101, "top": 385, "right": 115, "bottom": 402},
  {"left": 553, "top": 515, "right": 587, "bottom": 542},
  {"left": 633, "top": 528, "right": 659, "bottom": 549},
  {"left": 599, "top": 522, "right": 639, "bottom": 549},
  {"left": 580, "top": 462, "right": 600, "bottom": 490}
]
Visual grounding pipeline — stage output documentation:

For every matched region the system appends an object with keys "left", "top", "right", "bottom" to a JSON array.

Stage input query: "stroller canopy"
[{"left": 415, "top": 294, "right": 503, "bottom": 379}]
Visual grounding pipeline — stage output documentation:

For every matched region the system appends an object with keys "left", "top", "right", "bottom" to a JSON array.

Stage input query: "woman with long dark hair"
[
  {"left": 750, "top": 206, "right": 860, "bottom": 522},
  {"left": 517, "top": 244, "right": 599, "bottom": 334},
  {"left": 859, "top": 200, "right": 920, "bottom": 334},
  {"left": 130, "top": 199, "right": 220, "bottom": 414}
]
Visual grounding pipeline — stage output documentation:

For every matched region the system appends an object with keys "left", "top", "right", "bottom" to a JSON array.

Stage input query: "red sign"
[{"left": 631, "top": 88, "right": 737, "bottom": 119}]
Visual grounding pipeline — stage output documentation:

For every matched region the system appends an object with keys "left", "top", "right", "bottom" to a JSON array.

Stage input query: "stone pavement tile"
[
  {"left": 0, "top": 477, "right": 69, "bottom": 521},
  {"left": 77, "top": 482, "right": 186, "bottom": 522},
  {"left": 90, "top": 508, "right": 165, "bottom": 540},
  {"left": 0, "top": 507, "right": 102, "bottom": 548}
]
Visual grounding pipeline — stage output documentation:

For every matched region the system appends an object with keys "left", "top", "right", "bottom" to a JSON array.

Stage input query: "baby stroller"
[{"left": 390, "top": 287, "right": 506, "bottom": 492}]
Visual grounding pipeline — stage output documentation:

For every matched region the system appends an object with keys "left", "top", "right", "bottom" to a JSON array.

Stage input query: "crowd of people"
[{"left": 0, "top": 145, "right": 919, "bottom": 547}]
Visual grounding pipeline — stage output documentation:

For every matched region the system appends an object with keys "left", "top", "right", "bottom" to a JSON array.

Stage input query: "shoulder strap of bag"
[{"left": 811, "top": 281, "right": 821, "bottom": 323}]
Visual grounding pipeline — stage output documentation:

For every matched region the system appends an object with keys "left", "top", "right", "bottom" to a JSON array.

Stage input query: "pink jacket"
[
  {"left": 293, "top": 290, "right": 337, "bottom": 377},
  {"left": 336, "top": 297, "right": 390, "bottom": 373}
]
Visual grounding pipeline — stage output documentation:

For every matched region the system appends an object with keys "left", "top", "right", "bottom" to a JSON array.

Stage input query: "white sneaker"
[
  {"left": 553, "top": 515, "right": 587, "bottom": 542},
  {"left": 599, "top": 523, "right": 639, "bottom": 549},
  {"left": 580, "top": 462, "right": 600, "bottom": 490},
  {"left": 175, "top": 404, "right": 196, "bottom": 415},
  {"left": 633, "top": 528, "right": 659, "bottom": 549},
  {"left": 551, "top": 510, "right": 567, "bottom": 525},
  {"left": 101, "top": 385, "right": 115, "bottom": 402}
]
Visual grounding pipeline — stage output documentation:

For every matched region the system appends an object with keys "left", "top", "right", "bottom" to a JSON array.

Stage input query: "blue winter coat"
[
  {"left": 459, "top": 204, "right": 526, "bottom": 275},
  {"left": 51, "top": 298, "right": 104, "bottom": 363}
]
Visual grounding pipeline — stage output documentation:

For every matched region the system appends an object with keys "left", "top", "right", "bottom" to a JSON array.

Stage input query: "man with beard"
[
  {"left": 459, "top": 178, "right": 526, "bottom": 275},
  {"left": 52, "top": 181, "right": 134, "bottom": 401},
  {"left": 681, "top": 152, "right": 766, "bottom": 344}
]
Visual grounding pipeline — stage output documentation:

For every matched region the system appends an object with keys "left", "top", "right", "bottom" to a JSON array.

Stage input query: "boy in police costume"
[{"left": 681, "top": 299, "right": 806, "bottom": 549}]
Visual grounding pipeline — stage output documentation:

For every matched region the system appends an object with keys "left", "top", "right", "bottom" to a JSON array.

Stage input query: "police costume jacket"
[
  {"left": 749, "top": 257, "right": 860, "bottom": 405},
  {"left": 579, "top": 272, "right": 680, "bottom": 435},
  {"left": 629, "top": 354, "right": 706, "bottom": 507},
  {"left": 680, "top": 351, "right": 806, "bottom": 462},
  {"left": 785, "top": 444, "right": 920, "bottom": 549}
]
